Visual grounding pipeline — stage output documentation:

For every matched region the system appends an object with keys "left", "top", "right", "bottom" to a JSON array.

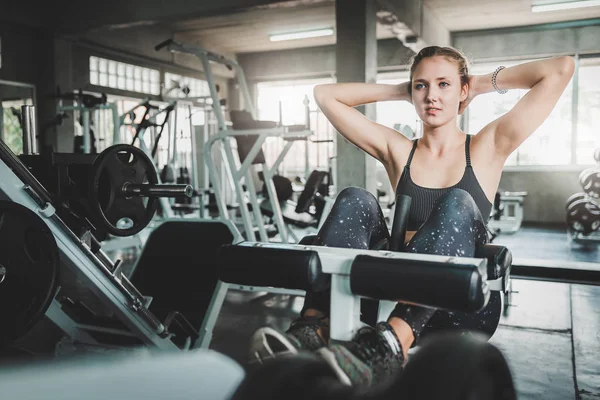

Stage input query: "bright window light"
[
  {"left": 269, "top": 28, "right": 334, "bottom": 42},
  {"left": 532, "top": 0, "right": 600, "bottom": 12}
]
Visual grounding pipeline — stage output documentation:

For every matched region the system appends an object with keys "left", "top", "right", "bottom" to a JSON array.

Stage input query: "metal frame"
[
  {"left": 0, "top": 138, "right": 248, "bottom": 351},
  {"left": 489, "top": 191, "right": 528, "bottom": 234},
  {"left": 159, "top": 40, "right": 313, "bottom": 243},
  {"left": 227, "top": 241, "right": 491, "bottom": 341},
  {"left": 57, "top": 101, "right": 120, "bottom": 154}
]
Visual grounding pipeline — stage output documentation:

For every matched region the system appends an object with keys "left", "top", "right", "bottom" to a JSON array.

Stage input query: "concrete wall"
[
  {"left": 453, "top": 19, "right": 600, "bottom": 60},
  {"left": 499, "top": 170, "right": 584, "bottom": 225},
  {"left": 238, "top": 38, "right": 414, "bottom": 81}
]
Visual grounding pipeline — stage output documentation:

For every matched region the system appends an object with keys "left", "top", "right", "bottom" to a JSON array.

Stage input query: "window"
[
  {"left": 577, "top": 59, "right": 600, "bottom": 165},
  {"left": 89, "top": 56, "right": 160, "bottom": 95},
  {"left": 256, "top": 78, "right": 335, "bottom": 177},
  {"left": 467, "top": 60, "right": 574, "bottom": 166},
  {"left": 164, "top": 73, "right": 211, "bottom": 99}
]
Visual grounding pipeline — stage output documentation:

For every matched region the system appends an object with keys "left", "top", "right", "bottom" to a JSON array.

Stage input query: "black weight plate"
[
  {"left": 580, "top": 169, "right": 600, "bottom": 199},
  {"left": 565, "top": 193, "right": 586, "bottom": 211},
  {"left": 566, "top": 199, "right": 600, "bottom": 235},
  {"left": 0, "top": 201, "right": 59, "bottom": 347},
  {"left": 90, "top": 144, "right": 158, "bottom": 236}
]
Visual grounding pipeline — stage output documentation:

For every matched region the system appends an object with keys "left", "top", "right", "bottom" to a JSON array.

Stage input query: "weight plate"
[
  {"left": 565, "top": 193, "right": 586, "bottom": 211},
  {"left": 90, "top": 145, "right": 158, "bottom": 236},
  {"left": 580, "top": 169, "right": 600, "bottom": 199},
  {"left": 566, "top": 199, "right": 600, "bottom": 235},
  {"left": 0, "top": 201, "right": 59, "bottom": 347}
]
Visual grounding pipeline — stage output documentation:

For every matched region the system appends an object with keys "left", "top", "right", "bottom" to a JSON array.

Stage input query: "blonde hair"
[{"left": 408, "top": 46, "right": 470, "bottom": 96}]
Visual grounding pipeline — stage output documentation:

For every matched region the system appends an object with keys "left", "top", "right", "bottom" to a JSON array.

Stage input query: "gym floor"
[{"left": 207, "top": 223, "right": 600, "bottom": 400}]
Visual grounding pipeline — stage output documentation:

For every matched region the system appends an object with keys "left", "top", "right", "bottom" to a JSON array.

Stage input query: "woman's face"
[{"left": 411, "top": 56, "right": 467, "bottom": 128}]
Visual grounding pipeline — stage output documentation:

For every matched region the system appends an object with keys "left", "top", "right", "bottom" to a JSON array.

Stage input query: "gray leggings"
[{"left": 301, "top": 186, "right": 501, "bottom": 345}]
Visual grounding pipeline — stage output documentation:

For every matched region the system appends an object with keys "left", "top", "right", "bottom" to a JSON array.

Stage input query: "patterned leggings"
[{"left": 301, "top": 186, "right": 501, "bottom": 345}]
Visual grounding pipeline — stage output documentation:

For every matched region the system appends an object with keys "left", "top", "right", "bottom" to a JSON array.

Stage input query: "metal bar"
[
  {"left": 123, "top": 183, "right": 192, "bottom": 198},
  {"left": 21, "top": 105, "right": 38, "bottom": 154},
  {"left": 262, "top": 164, "right": 290, "bottom": 243},
  {"left": 82, "top": 111, "right": 91, "bottom": 154},
  {"left": 204, "top": 135, "right": 230, "bottom": 221},
  {"left": 571, "top": 54, "right": 580, "bottom": 165},
  {"left": 233, "top": 133, "right": 268, "bottom": 181},
  {"left": 244, "top": 168, "right": 269, "bottom": 242}
]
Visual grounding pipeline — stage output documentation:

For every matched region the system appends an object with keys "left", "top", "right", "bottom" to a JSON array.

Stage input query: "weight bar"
[{"left": 122, "top": 183, "right": 193, "bottom": 198}]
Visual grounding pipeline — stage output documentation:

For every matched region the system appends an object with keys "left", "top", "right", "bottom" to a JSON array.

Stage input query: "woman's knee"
[
  {"left": 434, "top": 188, "right": 481, "bottom": 218},
  {"left": 331, "top": 186, "right": 380, "bottom": 213}
]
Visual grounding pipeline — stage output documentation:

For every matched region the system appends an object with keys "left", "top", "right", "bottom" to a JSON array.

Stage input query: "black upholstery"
[
  {"left": 475, "top": 244, "right": 512, "bottom": 280},
  {"left": 230, "top": 110, "right": 274, "bottom": 165},
  {"left": 218, "top": 245, "right": 328, "bottom": 292},
  {"left": 350, "top": 255, "right": 489, "bottom": 313},
  {"left": 259, "top": 199, "right": 319, "bottom": 228},
  {"left": 130, "top": 221, "right": 234, "bottom": 330},
  {"left": 295, "top": 170, "right": 328, "bottom": 214}
]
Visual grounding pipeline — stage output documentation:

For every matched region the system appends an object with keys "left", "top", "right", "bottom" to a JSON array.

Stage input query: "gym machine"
[
  {"left": 155, "top": 39, "right": 313, "bottom": 243},
  {"left": 54, "top": 89, "right": 120, "bottom": 154},
  {"left": 489, "top": 190, "right": 528, "bottom": 234},
  {"left": 218, "top": 193, "right": 514, "bottom": 344},
  {"left": 565, "top": 148, "right": 600, "bottom": 244},
  {"left": 0, "top": 105, "right": 240, "bottom": 353},
  {"left": 0, "top": 108, "right": 517, "bottom": 397}
]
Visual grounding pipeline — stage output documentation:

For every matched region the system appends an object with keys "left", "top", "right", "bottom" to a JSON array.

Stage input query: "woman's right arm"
[{"left": 313, "top": 82, "right": 413, "bottom": 165}]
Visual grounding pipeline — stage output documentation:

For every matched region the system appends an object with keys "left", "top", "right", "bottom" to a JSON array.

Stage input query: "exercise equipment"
[
  {"left": 20, "top": 140, "right": 191, "bottom": 238},
  {"left": 579, "top": 168, "right": 600, "bottom": 199},
  {"left": 259, "top": 169, "right": 335, "bottom": 232},
  {"left": 488, "top": 191, "right": 528, "bottom": 234},
  {"left": 218, "top": 192, "right": 513, "bottom": 343},
  {"left": 155, "top": 39, "right": 313, "bottom": 243},
  {"left": 566, "top": 196, "right": 600, "bottom": 235},
  {"left": 0, "top": 201, "right": 59, "bottom": 348},
  {"left": 89, "top": 144, "right": 193, "bottom": 236},
  {"left": 53, "top": 88, "right": 120, "bottom": 154},
  {"left": 0, "top": 106, "right": 245, "bottom": 353},
  {"left": 566, "top": 150, "right": 600, "bottom": 244}
]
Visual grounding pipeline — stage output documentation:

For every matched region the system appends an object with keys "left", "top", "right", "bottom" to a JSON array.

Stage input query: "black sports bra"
[{"left": 395, "top": 135, "right": 493, "bottom": 231}]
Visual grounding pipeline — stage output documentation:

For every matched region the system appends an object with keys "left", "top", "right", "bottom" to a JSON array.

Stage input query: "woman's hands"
[{"left": 458, "top": 75, "right": 479, "bottom": 115}]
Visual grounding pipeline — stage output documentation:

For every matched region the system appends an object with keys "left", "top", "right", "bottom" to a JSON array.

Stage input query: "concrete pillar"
[
  {"left": 34, "top": 34, "right": 75, "bottom": 153},
  {"left": 334, "top": 0, "right": 378, "bottom": 195}
]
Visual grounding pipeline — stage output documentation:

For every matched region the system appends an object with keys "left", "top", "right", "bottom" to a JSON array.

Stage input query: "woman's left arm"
[{"left": 470, "top": 56, "right": 575, "bottom": 158}]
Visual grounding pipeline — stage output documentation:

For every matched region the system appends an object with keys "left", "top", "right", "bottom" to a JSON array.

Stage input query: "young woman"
[{"left": 251, "top": 46, "right": 574, "bottom": 386}]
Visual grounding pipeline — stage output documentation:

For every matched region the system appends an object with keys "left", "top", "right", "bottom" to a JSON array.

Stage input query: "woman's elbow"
[
  {"left": 555, "top": 56, "right": 575, "bottom": 78},
  {"left": 313, "top": 84, "right": 333, "bottom": 105}
]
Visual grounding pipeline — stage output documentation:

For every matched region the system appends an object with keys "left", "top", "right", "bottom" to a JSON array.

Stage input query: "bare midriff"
[{"left": 405, "top": 230, "right": 417, "bottom": 245}]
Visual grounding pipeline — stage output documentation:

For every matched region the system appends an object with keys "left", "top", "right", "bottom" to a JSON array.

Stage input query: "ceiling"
[{"left": 163, "top": 0, "right": 600, "bottom": 55}]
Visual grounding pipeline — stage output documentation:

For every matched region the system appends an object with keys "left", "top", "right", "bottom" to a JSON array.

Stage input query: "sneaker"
[
  {"left": 316, "top": 344, "right": 373, "bottom": 387},
  {"left": 249, "top": 316, "right": 327, "bottom": 364},
  {"left": 328, "top": 321, "right": 405, "bottom": 386}
]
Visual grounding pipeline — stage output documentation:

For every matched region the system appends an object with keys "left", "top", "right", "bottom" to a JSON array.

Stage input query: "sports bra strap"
[
  {"left": 465, "top": 135, "right": 472, "bottom": 167},
  {"left": 406, "top": 139, "right": 418, "bottom": 168}
]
